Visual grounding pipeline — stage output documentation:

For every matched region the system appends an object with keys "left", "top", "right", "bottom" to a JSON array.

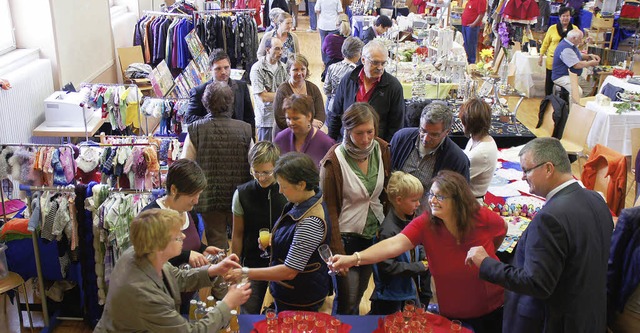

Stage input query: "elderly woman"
[
  {"left": 320, "top": 102, "right": 391, "bottom": 315},
  {"left": 321, "top": 14, "right": 352, "bottom": 77},
  {"left": 227, "top": 152, "right": 331, "bottom": 312},
  {"left": 539, "top": 6, "right": 574, "bottom": 96},
  {"left": 230, "top": 141, "right": 288, "bottom": 314},
  {"left": 181, "top": 82, "right": 253, "bottom": 249},
  {"left": 94, "top": 209, "right": 251, "bottom": 332},
  {"left": 332, "top": 171, "right": 507, "bottom": 333},
  {"left": 458, "top": 98, "right": 498, "bottom": 200},
  {"left": 258, "top": 12, "right": 300, "bottom": 64},
  {"left": 323, "top": 37, "right": 364, "bottom": 119},
  {"left": 273, "top": 54, "right": 326, "bottom": 138},
  {"left": 274, "top": 94, "right": 335, "bottom": 166}
]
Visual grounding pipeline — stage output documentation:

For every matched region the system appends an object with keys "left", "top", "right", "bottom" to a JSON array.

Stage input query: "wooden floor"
[{"left": 2, "top": 15, "right": 638, "bottom": 333}]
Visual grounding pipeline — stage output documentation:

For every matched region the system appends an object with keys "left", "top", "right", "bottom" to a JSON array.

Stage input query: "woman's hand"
[
  {"left": 312, "top": 119, "right": 324, "bottom": 129},
  {"left": 224, "top": 268, "right": 243, "bottom": 285},
  {"left": 538, "top": 55, "right": 543, "bottom": 67},
  {"left": 329, "top": 254, "right": 357, "bottom": 272},
  {"left": 257, "top": 237, "right": 270, "bottom": 251},
  {"left": 208, "top": 254, "right": 241, "bottom": 277},
  {"left": 203, "top": 246, "right": 223, "bottom": 256},
  {"left": 222, "top": 281, "right": 252, "bottom": 309},
  {"left": 0, "top": 79, "right": 11, "bottom": 90},
  {"left": 189, "top": 251, "right": 209, "bottom": 268}
]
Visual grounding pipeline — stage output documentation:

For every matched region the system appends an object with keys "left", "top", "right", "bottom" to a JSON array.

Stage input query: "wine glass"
[
  {"left": 259, "top": 228, "right": 271, "bottom": 258},
  {"left": 317, "top": 244, "right": 336, "bottom": 275}
]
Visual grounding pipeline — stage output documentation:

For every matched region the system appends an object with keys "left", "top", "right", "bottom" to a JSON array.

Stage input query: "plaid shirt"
[{"left": 249, "top": 58, "right": 288, "bottom": 127}]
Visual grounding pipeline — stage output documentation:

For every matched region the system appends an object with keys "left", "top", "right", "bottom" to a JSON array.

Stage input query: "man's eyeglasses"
[
  {"left": 522, "top": 161, "right": 550, "bottom": 176},
  {"left": 428, "top": 192, "right": 448, "bottom": 202},
  {"left": 365, "top": 56, "right": 388, "bottom": 67},
  {"left": 419, "top": 127, "right": 444, "bottom": 139},
  {"left": 251, "top": 170, "right": 274, "bottom": 178}
]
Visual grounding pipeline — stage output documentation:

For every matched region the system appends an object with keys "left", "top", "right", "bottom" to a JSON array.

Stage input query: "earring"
[{"left": 307, "top": 123, "right": 311, "bottom": 129}]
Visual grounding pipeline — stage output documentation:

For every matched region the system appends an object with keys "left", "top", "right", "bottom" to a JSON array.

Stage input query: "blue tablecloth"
[{"left": 238, "top": 314, "right": 382, "bottom": 333}]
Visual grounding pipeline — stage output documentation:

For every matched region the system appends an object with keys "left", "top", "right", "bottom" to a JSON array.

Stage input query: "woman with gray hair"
[
  {"left": 321, "top": 14, "right": 352, "bottom": 74},
  {"left": 320, "top": 102, "right": 392, "bottom": 314},
  {"left": 323, "top": 36, "right": 364, "bottom": 119}
]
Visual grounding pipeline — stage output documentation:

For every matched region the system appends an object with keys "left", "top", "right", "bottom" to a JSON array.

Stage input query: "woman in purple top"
[
  {"left": 321, "top": 14, "right": 351, "bottom": 75},
  {"left": 274, "top": 94, "right": 336, "bottom": 167}
]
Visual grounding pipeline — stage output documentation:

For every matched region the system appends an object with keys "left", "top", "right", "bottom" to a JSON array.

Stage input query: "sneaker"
[{"left": 306, "top": 29, "right": 317, "bottom": 32}]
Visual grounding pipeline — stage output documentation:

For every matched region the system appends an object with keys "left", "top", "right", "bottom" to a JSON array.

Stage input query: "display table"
[
  {"left": 508, "top": 51, "right": 546, "bottom": 98},
  {"left": 238, "top": 314, "right": 382, "bottom": 333},
  {"left": 598, "top": 75, "right": 640, "bottom": 95},
  {"left": 401, "top": 82, "right": 457, "bottom": 99},
  {"left": 32, "top": 115, "right": 105, "bottom": 139},
  {"left": 585, "top": 100, "right": 640, "bottom": 155},
  {"left": 450, "top": 116, "right": 536, "bottom": 149}
]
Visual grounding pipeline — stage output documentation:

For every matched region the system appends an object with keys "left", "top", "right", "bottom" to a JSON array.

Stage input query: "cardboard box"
[
  {"left": 591, "top": 16, "right": 614, "bottom": 28},
  {"left": 44, "top": 91, "right": 95, "bottom": 127}
]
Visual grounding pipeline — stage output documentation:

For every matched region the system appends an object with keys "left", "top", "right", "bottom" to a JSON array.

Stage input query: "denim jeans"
[
  {"left": 462, "top": 25, "right": 480, "bottom": 64},
  {"left": 308, "top": 1, "right": 317, "bottom": 30}
]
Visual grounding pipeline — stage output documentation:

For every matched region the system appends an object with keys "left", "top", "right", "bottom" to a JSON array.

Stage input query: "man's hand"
[{"left": 465, "top": 246, "right": 490, "bottom": 268}]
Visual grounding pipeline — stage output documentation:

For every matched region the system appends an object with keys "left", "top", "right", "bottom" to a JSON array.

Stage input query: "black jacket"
[
  {"left": 183, "top": 79, "right": 255, "bottom": 134},
  {"left": 327, "top": 65, "right": 405, "bottom": 142},
  {"left": 537, "top": 94, "right": 568, "bottom": 139}
]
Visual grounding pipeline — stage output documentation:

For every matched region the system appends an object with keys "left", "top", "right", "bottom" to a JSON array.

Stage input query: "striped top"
[{"left": 283, "top": 216, "right": 326, "bottom": 271}]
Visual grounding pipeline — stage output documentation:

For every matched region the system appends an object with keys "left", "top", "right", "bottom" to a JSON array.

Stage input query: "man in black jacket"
[
  {"left": 183, "top": 49, "right": 255, "bottom": 134},
  {"left": 327, "top": 40, "right": 405, "bottom": 142}
]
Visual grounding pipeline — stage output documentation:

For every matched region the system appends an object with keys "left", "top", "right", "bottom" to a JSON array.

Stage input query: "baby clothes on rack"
[
  {"left": 81, "top": 85, "right": 142, "bottom": 132},
  {"left": 140, "top": 98, "right": 189, "bottom": 135},
  {"left": 1, "top": 146, "right": 76, "bottom": 187}
]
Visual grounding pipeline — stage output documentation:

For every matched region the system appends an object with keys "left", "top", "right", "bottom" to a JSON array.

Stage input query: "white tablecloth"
[
  {"left": 598, "top": 76, "right": 640, "bottom": 95},
  {"left": 508, "top": 51, "right": 546, "bottom": 98},
  {"left": 585, "top": 100, "right": 640, "bottom": 155}
]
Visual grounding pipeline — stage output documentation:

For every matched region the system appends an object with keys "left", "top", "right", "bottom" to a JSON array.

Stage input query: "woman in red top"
[{"left": 331, "top": 170, "right": 507, "bottom": 333}]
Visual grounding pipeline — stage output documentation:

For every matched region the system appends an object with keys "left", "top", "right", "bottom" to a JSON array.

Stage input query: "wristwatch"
[{"left": 241, "top": 266, "right": 249, "bottom": 275}]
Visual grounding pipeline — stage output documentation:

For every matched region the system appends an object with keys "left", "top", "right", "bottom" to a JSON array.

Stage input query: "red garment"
[
  {"left": 581, "top": 144, "right": 627, "bottom": 216},
  {"left": 413, "top": 0, "right": 427, "bottom": 14},
  {"left": 236, "top": 0, "right": 262, "bottom": 26},
  {"left": 461, "top": 0, "right": 487, "bottom": 26},
  {"left": 401, "top": 207, "right": 505, "bottom": 319},
  {"left": 502, "top": 0, "right": 540, "bottom": 22},
  {"left": 356, "top": 68, "right": 381, "bottom": 103}
]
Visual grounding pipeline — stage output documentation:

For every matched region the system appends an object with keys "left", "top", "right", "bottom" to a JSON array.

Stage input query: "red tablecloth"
[
  {"left": 372, "top": 312, "right": 473, "bottom": 333},
  {"left": 252, "top": 310, "right": 351, "bottom": 333}
]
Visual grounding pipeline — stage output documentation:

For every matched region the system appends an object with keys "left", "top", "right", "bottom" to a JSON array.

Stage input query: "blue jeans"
[
  {"left": 462, "top": 25, "right": 480, "bottom": 64},
  {"left": 308, "top": 1, "right": 317, "bottom": 30}
]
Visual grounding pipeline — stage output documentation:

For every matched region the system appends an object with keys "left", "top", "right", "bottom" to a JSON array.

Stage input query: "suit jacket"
[
  {"left": 479, "top": 182, "right": 613, "bottom": 333},
  {"left": 183, "top": 79, "right": 255, "bottom": 134},
  {"left": 94, "top": 248, "right": 231, "bottom": 333}
]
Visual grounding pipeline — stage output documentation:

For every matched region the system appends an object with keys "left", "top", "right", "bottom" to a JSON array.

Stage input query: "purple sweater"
[
  {"left": 274, "top": 128, "right": 336, "bottom": 167},
  {"left": 322, "top": 34, "right": 346, "bottom": 61}
]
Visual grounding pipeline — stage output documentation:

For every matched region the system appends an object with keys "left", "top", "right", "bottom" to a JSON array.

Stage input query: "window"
[{"left": 0, "top": 0, "right": 16, "bottom": 56}]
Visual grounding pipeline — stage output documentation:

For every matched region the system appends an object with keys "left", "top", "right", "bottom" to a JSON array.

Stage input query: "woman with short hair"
[{"left": 258, "top": 12, "right": 300, "bottom": 64}]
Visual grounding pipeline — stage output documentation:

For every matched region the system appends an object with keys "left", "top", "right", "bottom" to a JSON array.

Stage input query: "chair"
[
  {"left": 538, "top": 102, "right": 556, "bottom": 137},
  {"left": 582, "top": 144, "right": 628, "bottom": 215},
  {"left": 116, "top": 46, "right": 153, "bottom": 94},
  {"left": 0, "top": 272, "right": 34, "bottom": 332},
  {"left": 559, "top": 103, "right": 597, "bottom": 170}
]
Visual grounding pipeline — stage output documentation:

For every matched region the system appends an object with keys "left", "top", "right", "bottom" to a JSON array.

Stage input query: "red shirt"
[
  {"left": 461, "top": 0, "right": 487, "bottom": 26},
  {"left": 356, "top": 68, "right": 381, "bottom": 103},
  {"left": 401, "top": 207, "right": 505, "bottom": 319}
]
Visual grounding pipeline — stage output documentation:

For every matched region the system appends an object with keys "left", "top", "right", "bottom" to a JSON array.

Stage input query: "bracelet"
[{"left": 354, "top": 252, "right": 361, "bottom": 267}]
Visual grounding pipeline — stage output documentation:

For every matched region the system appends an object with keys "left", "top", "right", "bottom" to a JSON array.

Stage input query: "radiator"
[{"left": 0, "top": 59, "right": 55, "bottom": 144}]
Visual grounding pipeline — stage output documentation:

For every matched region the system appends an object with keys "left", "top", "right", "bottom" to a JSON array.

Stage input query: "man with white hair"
[
  {"left": 551, "top": 29, "right": 600, "bottom": 97},
  {"left": 327, "top": 40, "right": 405, "bottom": 143}
]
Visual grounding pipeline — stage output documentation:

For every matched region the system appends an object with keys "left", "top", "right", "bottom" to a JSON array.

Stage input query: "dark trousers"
[
  {"left": 452, "top": 306, "right": 504, "bottom": 333},
  {"left": 201, "top": 210, "right": 232, "bottom": 249},
  {"left": 545, "top": 68, "right": 554, "bottom": 96},
  {"left": 275, "top": 299, "right": 324, "bottom": 312},
  {"left": 336, "top": 235, "right": 374, "bottom": 314},
  {"left": 369, "top": 299, "right": 418, "bottom": 315},
  {"left": 462, "top": 25, "right": 480, "bottom": 64}
]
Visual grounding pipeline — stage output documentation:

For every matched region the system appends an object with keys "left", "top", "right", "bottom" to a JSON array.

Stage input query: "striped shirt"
[
  {"left": 324, "top": 60, "right": 357, "bottom": 113},
  {"left": 283, "top": 216, "right": 326, "bottom": 271}
]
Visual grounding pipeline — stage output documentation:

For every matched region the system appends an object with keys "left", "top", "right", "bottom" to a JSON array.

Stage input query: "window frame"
[{"left": 0, "top": 0, "right": 16, "bottom": 56}]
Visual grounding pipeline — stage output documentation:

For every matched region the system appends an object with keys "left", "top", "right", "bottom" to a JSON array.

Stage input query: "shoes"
[{"left": 306, "top": 29, "right": 317, "bottom": 32}]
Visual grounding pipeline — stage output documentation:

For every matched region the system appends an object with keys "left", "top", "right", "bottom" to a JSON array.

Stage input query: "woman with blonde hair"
[
  {"left": 95, "top": 209, "right": 251, "bottom": 332},
  {"left": 320, "top": 102, "right": 392, "bottom": 314},
  {"left": 257, "top": 12, "right": 300, "bottom": 64},
  {"left": 321, "top": 14, "right": 352, "bottom": 76}
]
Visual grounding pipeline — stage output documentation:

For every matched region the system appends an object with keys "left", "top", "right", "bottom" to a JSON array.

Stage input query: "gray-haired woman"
[{"left": 323, "top": 36, "right": 364, "bottom": 119}]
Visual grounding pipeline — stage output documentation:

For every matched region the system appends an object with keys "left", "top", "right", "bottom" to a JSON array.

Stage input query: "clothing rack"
[
  {"left": 143, "top": 10, "right": 192, "bottom": 18},
  {"left": 194, "top": 9, "right": 257, "bottom": 14},
  {"left": 17, "top": 184, "right": 161, "bottom": 331},
  {"left": 80, "top": 83, "right": 146, "bottom": 136},
  {"left": 0, "top": 143, "right": 75, "bottom": 225}
]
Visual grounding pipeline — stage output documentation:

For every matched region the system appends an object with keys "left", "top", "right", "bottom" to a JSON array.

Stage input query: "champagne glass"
[
  {"left": 259, "top": 228, "right": 271, "bottom": 258},
  {"left": 317, "top": 244, "right": 337, "bottom": 275}
]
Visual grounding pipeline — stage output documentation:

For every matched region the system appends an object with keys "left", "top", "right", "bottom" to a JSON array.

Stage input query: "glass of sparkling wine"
[
  {"left": 259, "top": 228, "right": 271, "bottom": 258},
  {"left": 317, "top": 244, "right": 336, "bottom": 275}
]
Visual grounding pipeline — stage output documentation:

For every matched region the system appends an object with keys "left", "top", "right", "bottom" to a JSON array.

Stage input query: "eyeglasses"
[
  {"left": 365, "top": 56, "right": 388, "bottom": 67},
  {"left": 428, "top": 192, "right": 448, "bottom": 202},
  {"left": 251, "top": 170, "right": 275, "bottom": 178},
  {"left": 173, "top": 236, "right": 184, "bottom": 242},
  {"left": 521, "top": 161, "right": 549, "bottom": 176},
  {"left": 418, "top": 127, "right": 444, "bottom": 139}
]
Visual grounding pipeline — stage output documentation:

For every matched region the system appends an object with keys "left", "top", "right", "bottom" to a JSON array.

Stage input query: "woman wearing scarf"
[
  {"left": 539, "top": 6, "right": 574, "bottom": 96},
  {"left": 319, "top": 102, "right": 391, "bottom": 314}
]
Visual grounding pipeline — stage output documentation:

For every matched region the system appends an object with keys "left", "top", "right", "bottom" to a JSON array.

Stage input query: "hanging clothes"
[
  {"left": 502, "top": 0, "right": 539, "bottom": 24},
  {"left": 134, "top": 15, "right": 194, "bottom": 69}
]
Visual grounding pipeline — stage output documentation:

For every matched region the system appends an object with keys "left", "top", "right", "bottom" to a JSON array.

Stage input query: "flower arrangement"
[{"left": 475, "top": 48, "right": 494, "bottom": 75}]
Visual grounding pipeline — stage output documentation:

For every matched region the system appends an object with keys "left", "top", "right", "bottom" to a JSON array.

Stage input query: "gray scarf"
[{"left": 342, "top": 134, "right": 377, "bottom": 162}]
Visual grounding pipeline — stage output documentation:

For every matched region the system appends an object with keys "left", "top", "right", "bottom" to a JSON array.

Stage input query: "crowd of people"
[{"left": 95, "top": 3, "right": 627, "bottom": 333}]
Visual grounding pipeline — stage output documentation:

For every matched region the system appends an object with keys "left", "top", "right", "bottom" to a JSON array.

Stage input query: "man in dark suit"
[
  {"left": 466, "top": 137, "right": 613, "bottom": 333},
  {"left": 183, "top": 49, "right": 255, "bottom": 134}
]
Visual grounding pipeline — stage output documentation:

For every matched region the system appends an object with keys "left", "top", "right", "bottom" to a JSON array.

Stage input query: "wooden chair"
[
  {"left": 0, "top": 272, "right": 34, "bottom": 332},
  {"left": 560, "top": 103, "right": 597, "bottom": 170},
  {"left": 538, "top": 102, "right": 556, "bottom": 137}
]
